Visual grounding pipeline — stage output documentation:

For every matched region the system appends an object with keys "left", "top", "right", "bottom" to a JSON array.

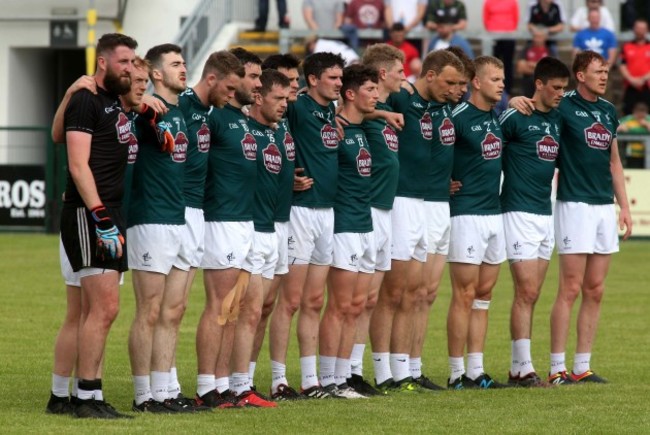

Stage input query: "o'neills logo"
[
  {"left": 382, "top": 125, "right": 398, "bottom": 151},
  {"left": 197, "top": 122, "right": 210, "bottom": 153},
  {"left": 536, "top": 135, "right": 559, "bottom": 161},
  {"left": 420, "top": 112, "right": 433, "bottom": 140},
  {"left": 584, "top": 122, "right": 611, "bottom": 150},
  {"left": 263, "top": 143, "right": 282, "bottom": 174},
  {"left": 321, "top": 124, "right": 339, "bottom": 148},
  {"left": 481, "top": 132, "right": 501, "bottom": 160},
  {"left": 439, "top": 118, "right": 455, "bottom": 146},
  {"left": 115, "top": 112, "right": 131, "bottom": 143},
  {"left": 172, "top": 131, "right": 188, "bottom": 163},
  {"left": 126, "top": 133, "right": 138, "bottom": 164},
  {"left": 241, "top": 132, "right": 258, "bottom": 160},
  {"left": 284, "top": 131, "right": 295, "bottom": 161},
  {"left": 357, "top": 148, "right": 372, "bottom": 177}
]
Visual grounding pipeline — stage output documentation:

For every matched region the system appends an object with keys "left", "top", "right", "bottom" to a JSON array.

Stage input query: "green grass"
[{"left": 0, "top": 233, "right": 648, "bottom": 433}]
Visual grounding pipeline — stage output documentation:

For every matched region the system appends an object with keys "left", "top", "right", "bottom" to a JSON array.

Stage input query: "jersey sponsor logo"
[
  {"left": 197, "top": 122, "right": 210, "bottom": 153},
  {"left": 420, "top": 112, "right": 433, "bottom": 139},
  {"left": 382, "top": 125, "right": 398, "bottom": 151},
  {"left": 357, "top": 147, "right": 372, "bottom": 177},
  {"left": 172, "top": 131, "right": 189, "bottom": 162},
  {"left": 584, "top": 122, "right": 612, "bottom": 150},
  {"left": 412, "top": 102, "right": 425, "bottom": 109},
  {"left": 575, "top": 111, "right": 589, "bottom": 117},
  {"left": 481, "top": 132, "right": 502, "bottom": 160},
  {"left": 536, "top": 135, "right": 559, "bottom": 161},
  {"left": 438, "top": 117, "right": 455, "bottom": 146},
  {"left": 528, "top": 125, "right": 541, "bottom": 131},
  {"left": 471, "top": 125, "right": 482, "bottom": 132},
  {"left": 321, "top": 124, "right": 339, "bottom": 149},
  {"left": 263, "top": 143, "right": 282, "bottom": 174},
  {"left": 126, "top": 133, "right": 138, "bottom": 164},
  {"left": 115, "top": 112, "right": 132, "bottom": 143},
  {"left": 283, "top": 132, "right": 295, "bottom": 161},
  {"left": 312, "top": 110, "right": 332, "bottom": 122},
  {"left": 241, "top": 132, "right": 258, "bottom": 160}
]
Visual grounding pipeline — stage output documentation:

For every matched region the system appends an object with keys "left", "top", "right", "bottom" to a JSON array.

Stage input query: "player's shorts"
[
  {"left": 503, "top": 211, "right": 554, "bottom": 261},
  {"left": 242, "top": 231, "right": 279, "bottom": 280},
  {"left": 274, "top": 221, "right": 289, "bottom": 275},
  {"left": 287, "top": 206, "right": 333, "bottom": 266},
  {"left": 448, "top": 214, "right": 506, "bottom": 265},
  {"left": 555, "top": 201, "right": 619, "bottom": 255},
  {"left": 202, "top": 220, "right": 254, "bottom": 269},
  {"left": 59, "top": 237, "right": 124, "bottom": 285},
  {"left": 371, "top": 207, "right": 392, "bottom": 271},
  {"left": 127, "top": 224, "right": 191, "bottom": 274},
  {"left": 332, "top": 232, "right": 376, "bottom": 273},
  {"left": 391, "top": 196, "right": 428, "bottom": 262},
  {"left": 425, "top": 201, "right": 451, "bottom": 256},
  {"left": 183, "top": 207, "right": 205, "bottom": 268},
  {"left": 60, "top": 206, "right": 128, "bottom": 273}
]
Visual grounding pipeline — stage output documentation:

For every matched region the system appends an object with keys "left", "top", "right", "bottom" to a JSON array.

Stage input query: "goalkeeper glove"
[
  {"left": 90, "top": 205, "right": 125, "bottom": 260},
  {"left": 139, "top": 103, "right": 176, "bottom": 153}
]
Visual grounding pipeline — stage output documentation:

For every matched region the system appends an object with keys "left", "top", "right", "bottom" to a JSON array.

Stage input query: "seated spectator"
[
  {"left": 384, "top": 0, "right": 427, "bottom": 33},
  {"left": 340, "top": 0, "right": 384, "bottom": 51},
  {"left": 426, "top": 16, "right": 474, "bottom": 59},
  {"left": 573, "top": 8, "right": 617, "bottom": 66},
  {"left": 303, "top": 0, "right": 344, "bottom": 31},
  {"left": 570, "top": 0, "right": 614, "bottom": 32},
  {"left": 407, "top": 57, "right": 423, "bottom": 83},
  {"left": 483, "top": 0, "right": 519, "bottom": 94},
  {"left": 425, "top": 0, "right": 468, "bottom": 32},
  {"left": 620, "top": 19, "right": 650, "bottom": 115},
  {"left": 386, "top": 23, "right": 420, "bottom": 77},
  {"left": 527, "top": 0, "right": 565, "bottom": 56},
  {"left": 617, "top": 102, "right": 650, "bottom": 168},
  {"left": 304, "top": 35, "right": 359, "bottom": 65},
  {"left": 516, "top": 32, "right": 550, "bottom": 98}
]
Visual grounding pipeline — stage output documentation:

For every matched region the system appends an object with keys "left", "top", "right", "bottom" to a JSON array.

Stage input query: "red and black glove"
[{"left": 139, "top": 103, "right": 175, "bottom": 153}]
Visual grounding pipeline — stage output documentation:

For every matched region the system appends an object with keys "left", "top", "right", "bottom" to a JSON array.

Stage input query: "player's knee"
[
  {"left": 302, "top": 293, "right": 324, "bottom": 313},
  {"left": 260, "top": 300, "right": 275, "bottom": 319},
  {"left": 583, "top": 283, "right": 605, "bottom": 303},
  {"left": 365, "top": 293, "right": 378, "bottom": 311},
  {"left": 517, "top": 286, "right": 540, "bottom": 306}
]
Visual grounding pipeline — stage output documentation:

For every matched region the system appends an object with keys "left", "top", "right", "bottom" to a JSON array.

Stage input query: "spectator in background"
[
  {"left": 340, "top": 0, "right": 384, "bottom": 51},
  {"left": 618, "top": 102, "right": 650, "bottom": 168},
  {"left": 483, "top": 0, "right": 519, "bottom": 95},
  {"left": 516, "top": 31, "right": 550, "bottom": 97},
  {"left": 570, "top": 0, "right": 614, "bottom": 32},
  {"left": 305, "top": 35, "right": 360, "bottom": 65},
  {"left": 407, "top": 57, "right": 423, "bottom": 83},
  {"left": 303, "top": 0, "right": 344, "bottom": 31},
  {"left": 427, "top": 16, "right": 474, "bottom": 59},
  {"left": 573, "top": 8, "right": 617, "bottom": 66},
  {"left": 251, "top": 0, "right": 290, "bottom": 32},
  {"left": 387, "top": 23, "right": 420, "bottom": 78},
  {"left": 619, "top": 19, "right": 650, "bottom": 115},
  {"left": 425, "top": 0, "right": 468, "bottom": 32},
  {"left": 527, "top": 0, "right": 565, "bottom": 56},
  {"left": 384, "top": 0, "right": 427, "bottom": 33}
]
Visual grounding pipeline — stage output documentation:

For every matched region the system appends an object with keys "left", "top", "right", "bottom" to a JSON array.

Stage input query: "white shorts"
[
  {"left": 425, "top": 201, "right": 451, "bottom": 255},
  {"left": 127, "top": 224, "right": 191, "bottom": 274},
  {"left": 448, "top": 214, "right": 506, "bottom": 265},
  {"left": 274, "top": 221, "right": 289, "bottom": 275},
  {"left": 202, "top": 220, "right": 254, "bottom": 269},
  {"left": 243, "top": 231, "right": 279, "bottom": 280},
  {"left": 371, "top": 207, "right": 392, "bottom": 271},
  {"left": 60, "top": 237, "right": 80, "bottom": 286},
  {"left": 391, "top": 196, "right": 428, "bottom": 262},
  {"left": 287, "top": 206, "right": 333, "bottom": 266},
  {"left": 332, "top": 232, "right": 376, "bottom": 273},
  {"left": 555, "top": 201, "right": 619, "bottom": 255},
  {"left": 503, "top": 211, "right": 554, "bottom": 261},
  {"left": 183, "top": 207, "right": 205, "bottom": 268}
]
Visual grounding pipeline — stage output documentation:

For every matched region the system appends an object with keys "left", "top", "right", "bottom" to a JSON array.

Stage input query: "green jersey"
[
  {"left": 204, "top": 104, "right": 257, "bottom": 222},
  {"left": 274, "top": 118, "right": 295, "bottom": 223},
  {"left": 334, "top": 123, "right": 373, "bottom": 233},
  {"left": 556, "top": 90, "right": 619, "bottom": 204},
  {"left": 249, "top": 117, "right": 282, "bottom": 232},
  {"left": 387, "top": 86, "right": 432, "bottom": 199},
  {"left": 425, "top": 101, "right": 455, "bottom": 202},
  {"left": 450, "top": 101, "right": 503, "bottom": 217},
  {"left": 286, "top": 93, "right": 339, "bottom": 207},
  {"left": 499, "top": 108, "right": 562, "bottom": 215},
  {"left": 362, "top": 101, "right": 399, "bottom": 210},
  {"left": 178, "top": 88, "right": 211, "bottom": 209},
  {"left": 122, "top": 111, "right": 140, "bottom": 216},
  {"left": 128, "top": 95, "right": 187, "bottom": 227}
]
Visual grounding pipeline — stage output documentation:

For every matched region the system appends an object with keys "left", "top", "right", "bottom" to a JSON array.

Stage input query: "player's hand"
[
  {"left": 619, "top": 207, "right": 632, "bottom": 240},
  {"left": 449, "top": 179, "right": 462, "bottom": 195},
  {"left": 509, "top": 96, "right": 535, "bottom": 116},
  {"left": 68, "top": 75, "right": 96, "bottom": 95},
  {"left": 141, "top": 94, "right": 168, "bottom": 115},
  {"left": 335, "top": 116, "right": 346, "bottom": 139},
  {"left": 384, "top": 112, "right": 404, "bottom": 131},
  {"left": 90, "top": 205, "right": 124, "bottom": 260},
  {"left": 401, "top": 80, "right": 414, "bottom": 95},
  {"left": 138, "top": 103, "right": 176, "bottom": 153},
  {"left": 293, "top": 168, "right": 314, "bottom": 191}
]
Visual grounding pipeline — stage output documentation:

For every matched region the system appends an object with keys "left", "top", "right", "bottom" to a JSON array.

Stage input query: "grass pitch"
[{"left": 0, "top": 234, "right": 648, "bottom": 433}]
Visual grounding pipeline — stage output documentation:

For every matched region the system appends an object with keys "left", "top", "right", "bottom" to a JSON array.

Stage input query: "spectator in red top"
[
  {"left": 386, "top": 22, "right": 420, "bottom": 77},
  {"left": 483, "top": 0, "right": 520, "bottom": 94},
  {"left": 620, "top": 18, "right": 650, "bottom": 115},
  {"left": 340, "top": 0, "right": 384, "bottom": 51},
  {"left": 516, "top": 32, "right": 550, "bottom": 97}
]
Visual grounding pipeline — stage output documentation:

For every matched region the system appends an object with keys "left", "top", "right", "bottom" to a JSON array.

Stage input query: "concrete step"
[{"left": 238, "top": 31, "right": 280, "bottom": 41}]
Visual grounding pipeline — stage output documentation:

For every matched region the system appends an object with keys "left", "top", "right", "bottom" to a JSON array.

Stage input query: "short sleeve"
[{"left": 64, "top": 89, "right": 98, "bottom": 134}]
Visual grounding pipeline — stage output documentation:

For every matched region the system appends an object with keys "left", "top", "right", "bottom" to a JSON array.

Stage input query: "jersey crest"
[
  {"left": 536, "top": 135, "right": 559, "bottom": 161},
  {"left": 115, "top": 112, "right": 131, "bottom": 144},
  {"left": 357, "top": 147, "right": 372, "bottom": 177},
  {"left": 420, "top": 112, "right": 433, "bottom": 140},
  {"left": 263, "top": 143, "right": 282, "bottom": 174},
  {"left": 172, "top": 131, "right": 189, "bottom": 163},
  {"left": 382, "top": 125, "right": 399, "bottom": 151},
  {"left": 196, "top": 122, "right": 211, "bottom": 153},
  {"left": 321, "top": 124, "right": 339, "bottom": 149},
  {"left": 481, "top": 132, "right": 502, "bottom": 160},
  {"left": 439, "top": 117, "right": 455, "bottom": 146},
  {"left": 284, "top": 131, "right": 295, "bottom": 161},
  {"left": 584, "top": 122, "right": 611, "bottom": 150},
  {"left": 126, "top": 133, "right": 138, "bottom": 164},
  {"left": 241, "top": 132, "right": 258, "bottom": 160}
]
